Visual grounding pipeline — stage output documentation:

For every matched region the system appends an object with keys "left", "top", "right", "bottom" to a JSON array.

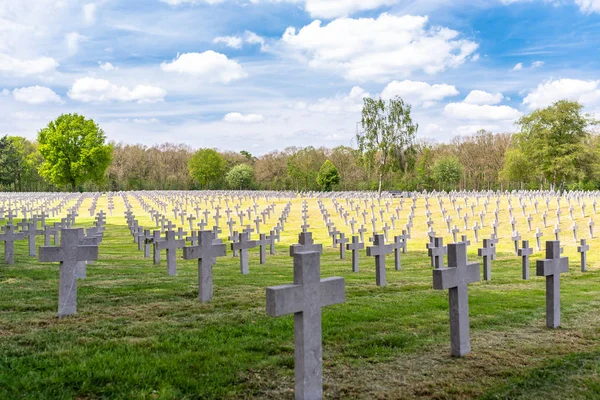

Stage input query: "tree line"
[{"left": 0, "top": 99, "right": 597, "bottom": 193}]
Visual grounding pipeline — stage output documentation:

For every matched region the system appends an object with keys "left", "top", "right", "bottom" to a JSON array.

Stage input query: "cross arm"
[
  {"left": 38, "top": 246, "right": 64, "bottom": 262},
  {"left": 77, "top": 246, "right": 99, "bottom": 262}
]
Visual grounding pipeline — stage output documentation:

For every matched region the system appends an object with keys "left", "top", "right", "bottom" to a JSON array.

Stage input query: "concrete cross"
[
  {"left": 290, "top": 232, "right": 323, "bottom": 256},
  {"left": 517, "top": 240, "right": 533, "bottom": 280},
  {"left": 346, "top": 235, "right": 364, "bottom": 272},
  {"left": 39, "top": 228, "right": 99, "bottom": 317},
  {"left": 433, "top": 242, "right": 480, "bottom": 357},
  {"left": 156, "top": 230, "right": 185, "bottom": 276},
  {"left": 183, "top": 231, "right": 227, "bottom": 302},
  {"left": 231, "top": 232, "right": 257, "bottom": 274},
  {"left": 478, "top": 238, "right": 495, "bottom": 281},
  {"left": 0, "top": 224, "right": 25, "bottom": 264},
  {"left": 266, "top": 251, "right": 345, "bottom": 400},
  {"left": 511, "top": 231, "right": 521, "bottom": 255},
  {"left": 22, "top": 221, "right": 42, "bottom": 257},
  {"left": 535, "top": 228, "right": 543, "bottom": 251},
  {"left": 577, "top": 238, "right": 589, "bottom": 272},
  {"left": 366, "top": 234, "right": 394, "bottom": 287},
  {"left": 428, "top": 237, "right": 447, "bottom": 269},
  {"left": 536, "top": 241, "right": 569, "bottom": 328},
  {"left": 336, "top": 232, "right": 349, "bottom": 260},
  {"left": 257, "top": 233, "right": 269, "bottom": 264}
]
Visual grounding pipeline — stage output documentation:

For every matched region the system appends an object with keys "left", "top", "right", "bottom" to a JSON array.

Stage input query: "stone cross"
[
  {"left": 336, "top": 232, "right": 349, "bottom": 260},
  {"left": 366, "top": 234, "right": 394, "bottom": 287},
  {"left": 536, "top": 241, "right": 569, "bottom": 328},
  {"left": 290, "top": 232, "right": 323, "bottom": 256},
  {"left": 39, "top": 228, "right": 99, "bottom": 317},
  {"left": 478, "top": 238, "right": 495, "bottom": 281},
  {"left": 346, "top": 235, "right": 364, "bottom": 272},
  {"left": 266, "top": 251, "right": 345, "bottom": 400},
  {"left": 428, "top": 237, "right": 447, "bottom": 269},
  {"left": 517, "top": 240, "right": 533, "bottom": 280},
  {"left": 22, "top": 221, "right": 42, "bottom": 257},
  {"left": 231, "top": 232, "right": 257, "bottom": 274},
  {"left": 577, "top": 238, "right": 589, "bottom": 272},
  {"left": 257, "top": 233, "right": 269, "bottom": 264},
  {"left": 0, "top": 224, "right": 25, "bottom": 264},
  {"left": 535, "top": 228, "right": 543, "bottom": 251},
  {"left": 156, "top": 230, "right": 185, "bottom": 276},
  {"left": 183, "top": 231, "right": 227, "bottom": 302},
  {"left": 432, "top": 242, "right": 480, "bottom": 357}
]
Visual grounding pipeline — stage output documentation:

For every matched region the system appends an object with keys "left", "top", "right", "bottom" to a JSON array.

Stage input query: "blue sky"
[{"left": 1, "top": 0, "right": 599, "bottom": 154}]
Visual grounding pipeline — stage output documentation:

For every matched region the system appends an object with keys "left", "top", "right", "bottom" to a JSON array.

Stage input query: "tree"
[
  {"left": 433, "top": 156, "right": 463, "bottom": 191},
  {"left": 357, "top": 96, "right": 418, "bottom": 194},
  {"left": 226, "top": 164, "right": 254, "bottom": 189},
  {"left": 316, "top": 160, "right": 340, "bottom": 191},
  {"left": 499, "top": 148, "right": 534, "bottom": 189},
  {"left": 188, "top": 148, "right": 226, "bottom": 189},
  {"left": 514, "top": 100, "right": 597, "bottom": 189},
  {"left": 37, "top": 114, "right": 113, "bottom": 191}
]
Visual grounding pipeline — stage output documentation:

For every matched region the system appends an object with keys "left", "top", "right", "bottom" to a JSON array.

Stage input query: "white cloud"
[
  {"left": 83, "top": 3, "right": 97, "bottom": 24},
  {"left": 511, "top": 62, "right": 523, "bottom": 71},
  {"left": 531, "top": 60, "right": 544, "bottom": 68},
  {"left": 444, "top": 102, "right": 522, "bottom": 121},
  {"left": 379, "top": 80, "right": 458, "bottom": 107},
  {"left": 463, "top": 90, "right": 504, "bottom": 105},
  {"left": 303, "top": 0, "right": 396, "bottom": 18},
  {"left": 66, "top": 32, "right": 83, "bottom": 56},
  {"left": 574, "top": 0, "right": 600, "bottom": 13},
  {"left": 1, "top": 89, "right": 10, "bottom": 96},
  {"left": 523, "top": 78, "right": 600, "bottom": 109},
  {"left": 213, "top": 31, "right": 267, "bottom": 51},
  {"left": 68, "top": 77, "right": 167, "bottom": 103},
  {"left": 282, "top": 13, "right": 478, "bottom": 82},
  {"left": 0, "top": 54, "right": 59, "bottom": 76},
  {"left": 160, "top": 0, "right": 226, "bottom": 5},
  {"left": 99, "top": 62, "right": 116, "bottom": 71},
  {"left": 160, "top": 51, "right": 247, "bottom": 83},
  {"left": 213, "top": 36, "right": 243, "bottom": 49},
  {"left": 308, "top": 86, "right": 370, "bottom": 113},
  {"left": 223, "top": 112, "right": 265, "bottom": 123},
  {"left": 12, "top": 86, "right": 62, "bottom": 104}
]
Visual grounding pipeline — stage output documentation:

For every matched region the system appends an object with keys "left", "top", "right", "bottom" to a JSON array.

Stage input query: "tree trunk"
[{"left": 378, "top": 172, "right": 383, "bottom": 196}]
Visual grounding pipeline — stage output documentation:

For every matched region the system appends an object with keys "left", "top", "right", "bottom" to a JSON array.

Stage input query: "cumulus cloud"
[
  {"left": 160, "top": 51, "right": 247, "bottom": 83},
  {"left": 511, "top": 62, "right": 523, "bottom": 71},
  {"left": 281, "top": 13, "right": 478, "bottom": 82},
  {"left": 83, "top": 3, "right": 97, "bottom": 24},
  {"left": 99, "top": 62, "right": 116, "bottom": 71},
  {"left": 213, "top": 31, "right": 267, "bottom": 51},
  {"left": 307, "top": 86, "right": 370, "bottom": 113},
  {"left": 379, "top": 80, "right": 458, "bottom": 107},
  {"left": 444, "top": 102, "right": 522, "bottom": 121},
  {"left": 463, "top": 90, "right": 504, "bottom": 105},
  {"left": 575, "top": 0, "right": 600, "bottom": 13},
  {"left": 522, "top": 78, "right": 600, "bottom": 109},
  {"left": 0, "top": 54, "right": 58, "bottom": 76},
  {"left": 531, "top": 60, "right": 544, "bottom": 68},
  {"left": 66, "top": 32, "right": 84, "bottom": 56},
  {"left": 303, "top": 0, "right": 396, "bottom": 19},
  {"left": 223, "top": 112, "right": 265, "bottom": 123},
  {"left": 12, "top": 86, "right": 62, "bottom": 104},
  {"left": 68, "top": 77, "right": 167, "bottom": 103}
]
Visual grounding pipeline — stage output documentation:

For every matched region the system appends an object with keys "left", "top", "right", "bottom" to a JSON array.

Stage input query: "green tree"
[
  {"left": 226, "top": 163, "right": 254, "bottom": 189},
  {"left": 316, "top": 159, "right": 340, "bottom": 191},
  {"left": 514, "top": 100, "right": 597, "bottom": 189},
  {"left": 499, "top": 148, "right": 534, "bottom": 189},
  {"left": 357, "top": 96, "right": 418, "bottom": 194},
  {"left": 433, "top": 155, "right": 463, "bottom": 191},
  {"left": 188, "top": 148, "right": 226, "bottom": 189},
  {"left": 0, "top": 135, "right": 18, "bottom": 190},
  {"left": 37, "top": 114, "right": 112, "bottom": 191}
]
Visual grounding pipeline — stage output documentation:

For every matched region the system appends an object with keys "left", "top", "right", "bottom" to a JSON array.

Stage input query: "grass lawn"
[{"left": 2, "top": 194, "right": 600, "bottom": 399}]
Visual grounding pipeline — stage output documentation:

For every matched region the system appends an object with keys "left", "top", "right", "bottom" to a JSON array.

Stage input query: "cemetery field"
[{"left": 3, "top": 195, "right": 600, "bottom": 399}]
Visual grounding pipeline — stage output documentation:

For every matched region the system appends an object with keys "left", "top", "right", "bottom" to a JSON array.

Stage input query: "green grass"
[{"left": 3, "top": 196, "right": 600, "bottom": 399}]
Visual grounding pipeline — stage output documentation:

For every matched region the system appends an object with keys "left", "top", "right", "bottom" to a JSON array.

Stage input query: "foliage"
[
  {"left": 357, "top": 96, "right": 418, "bottom": 194},
  {"left": 433, "top": 155, "right": 463, "bottom": 190},
  {"left": 188, "top": 148, "right": 227, "bottom": 189},
  {"left": 37, "top": 114, "right": 112, "bottom": 191},
  {"left": 226, "top": 164, "right": 254, "bottom": 189},
  {"left": 499, "top": 148, "right": 535, "bottom": 188},
  {"left": 514, "top": 100, "right": 597, "bottom": 188},
  {"left": 316, "top": 159, "right": 340, "bottom": 191}
]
